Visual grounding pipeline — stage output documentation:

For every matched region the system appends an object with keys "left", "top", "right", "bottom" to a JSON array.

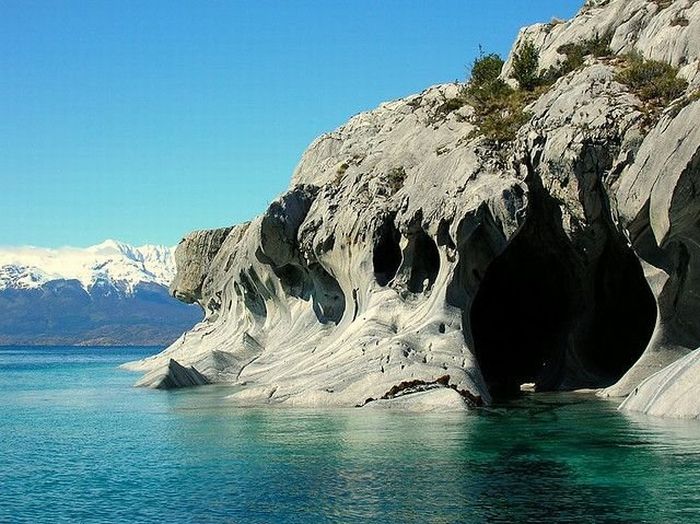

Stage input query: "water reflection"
[
  {"left": 1, "top": 347, "right": 699, "bottom": 523},
  {"left": 153, "top": 387, "right": 700, "bottom": 523}
]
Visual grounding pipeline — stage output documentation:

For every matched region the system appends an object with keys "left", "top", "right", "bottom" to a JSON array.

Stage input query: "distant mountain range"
[{"left": 0, "top": 240, "right": 202, "bottom": 346}]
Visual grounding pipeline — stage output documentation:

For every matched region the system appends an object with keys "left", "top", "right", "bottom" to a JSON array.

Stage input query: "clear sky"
[{"left": 0, "top": 0, "right": 582, "bottom": 248}]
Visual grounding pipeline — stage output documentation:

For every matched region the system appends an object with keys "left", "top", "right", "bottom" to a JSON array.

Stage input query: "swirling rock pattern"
[{"left": 125, "top": 0, "right": 700, "bottom": 417}]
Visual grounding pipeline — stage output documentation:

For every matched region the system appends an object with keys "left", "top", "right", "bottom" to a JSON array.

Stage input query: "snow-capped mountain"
[
  {"left": 0, "top": 239, "right": 176, "bottom": 294},
  {"left": 0, "top": 240, "right": 202, "bottom": 346}
]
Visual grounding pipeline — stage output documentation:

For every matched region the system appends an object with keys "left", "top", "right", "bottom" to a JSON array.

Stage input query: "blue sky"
[{"left": 0, "top": 0, "right": 581, "bottom": 248}]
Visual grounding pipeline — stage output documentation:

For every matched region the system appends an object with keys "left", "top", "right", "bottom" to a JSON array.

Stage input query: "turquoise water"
[{"left": 1, "top": 346, "right": 699, "bottom": 523}]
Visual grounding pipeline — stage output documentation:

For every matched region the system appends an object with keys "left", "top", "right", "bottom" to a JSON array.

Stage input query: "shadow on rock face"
[{"left": 308, "top": 263, "right": 345, "bottom": 325}]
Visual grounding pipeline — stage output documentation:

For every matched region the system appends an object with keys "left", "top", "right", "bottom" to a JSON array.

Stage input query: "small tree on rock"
[
  {"left": 512, "top": 39, "right": 540, "bottom": 91},
  {"left": 470, "top": 51, "right": 504, "bottom": 88},
  {"left": 465, "top": 51, "right": 511, "bottom": 105}
]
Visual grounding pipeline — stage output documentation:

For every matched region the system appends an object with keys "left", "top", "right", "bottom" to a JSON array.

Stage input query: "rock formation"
[
  {"left": 136, "top": 358, "right": 211, "bottom": 389},
  {"left": 619, "top": 348, "right": 700, "bottom": 418},
  {"left": 125, "top": 0, "right": 700, "bottom": 418}
]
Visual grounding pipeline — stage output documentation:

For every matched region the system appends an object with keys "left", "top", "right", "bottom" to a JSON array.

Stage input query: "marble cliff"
[{"left": 125, "top": 0, "right": 700, "bottom": 418}]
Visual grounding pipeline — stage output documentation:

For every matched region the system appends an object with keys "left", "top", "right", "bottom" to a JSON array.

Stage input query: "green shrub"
[
  {"left": 463, "top": 76, "right": 513, "bottom": 107},
  {"left": 462, "top": 52, "right": 510, "bottom": 104},
  {"left": 434, "top": 96, "right": 466, "bottom": 118},
  {"left": 435, "top": 46, "right": 546, "bottom": 142},
  {"left": 461, "top": 47, "right": 545, "bottom": 142},
  {"left": 615, "top": 53, "right": 688, "bottom": 128},
  {"left": 336, "top": 162, "right": 349, "bottom": 175},
  {"left": 434, "top": 52, "right": 507, "bottom": 121},
  {"left": 615, "top": 53, "right": 688, "bottom": 104},
  {"left": 464, "top": 84, "right": 546, "bottom": 143},
  {"left": 512, "top": 39, "right": 540, "bottom": 91},
  {"left": 554, "top": 32, "right": 613, "bottom": 75},
  {"left": 470, "top": 52, "right": 504, "bottom": 87},
  {"left": 535, "top": 33, "right": 614, "bottom": 85},
  {"left": 471, "top": 101, "right": 533, "bottom": 142}
]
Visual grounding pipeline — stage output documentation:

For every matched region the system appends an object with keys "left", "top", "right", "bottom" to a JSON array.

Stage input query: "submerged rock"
[{"left": 128, "top": 0, "right": 700, "bottom": 416}]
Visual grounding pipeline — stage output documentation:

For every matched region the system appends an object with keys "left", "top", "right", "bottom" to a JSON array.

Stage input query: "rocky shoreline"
[{"left": 125, "top": 0, "right": 700, "bottom": 419}]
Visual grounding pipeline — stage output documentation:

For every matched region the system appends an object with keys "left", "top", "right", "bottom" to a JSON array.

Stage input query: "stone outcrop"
[
  {"left": 125, "top": 0, "right": 700, "bottom": 417},
  {"left": 619, "top": 348, "right": 700, "bottom": 419},
  {"left": 135, "top": 358, "right": 211, "bottom": 389},
  {"left": 503, "top": 0, "right": 700, "bottom": 88}
]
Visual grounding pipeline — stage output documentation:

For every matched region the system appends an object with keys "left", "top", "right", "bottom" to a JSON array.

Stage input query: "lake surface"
[{"left": 1, "top": 346, "right": 699, "bottom": 523}]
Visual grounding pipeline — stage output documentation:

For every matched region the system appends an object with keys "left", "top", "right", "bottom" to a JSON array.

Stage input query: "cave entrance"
[
  {"left": 406, "top": 230, "right": 440, "bottom": 293},
  {"left": 469, "top": 195, "right": 656, "bottom": 400},
  {"left": 373, "top": 221, "right": 402, "bottom": 287},
  {"left": 469, "top": 225, "right": 574, "bottom": 398}
]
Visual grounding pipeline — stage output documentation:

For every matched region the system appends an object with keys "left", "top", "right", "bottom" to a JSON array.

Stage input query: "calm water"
[{"left": 1, "top": 346, "right": 699, "bottom": 523}]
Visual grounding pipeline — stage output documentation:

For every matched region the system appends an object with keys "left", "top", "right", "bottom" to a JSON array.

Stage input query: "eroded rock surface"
[
  {"left": 125, "top": 0, "right": 700, "bottom": 416},
  {"left": 135, "top": 359, "right": 211, "bottom": 389},
  {"left": 503, "top": 0, "right": 700, "bottom": 88},
  {"left": 619, "top": 348, "right": 700, "bottom": 419}
]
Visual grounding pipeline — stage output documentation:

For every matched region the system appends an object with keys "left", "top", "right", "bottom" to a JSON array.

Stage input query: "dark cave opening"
[
  {"left": 581, "top": 243, "right": 657, "bottom": 379},
  {"left": 268, "top": 261, "right": 345, "bottom": 325},
  {"left": 406, "top": 231, "right": 441, "bottom": 293},
  {"left": 308, "top": 263, "right": 345, "bottom": 325},
  {"left": 274, "top": 263, "right": 310, "bottom": 299},
  {"left": 469, "top": 229, "right": 574, "bottom": 398},
  {"left": 469, "top": 194, "right": 656, "bottom": 400},
  {"left": 373, "top": 222, "right": 402, "bottom": 286}
]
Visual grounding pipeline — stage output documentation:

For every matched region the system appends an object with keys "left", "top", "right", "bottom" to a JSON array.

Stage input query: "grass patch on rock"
[
  {"left": 615, "top": 53, "right": 688, "bottom": 103},
  {"left": 544, "top": 32, "right": 613, "bottom": 80},
  {"left": 436, "top": 46, "right": 546, "bottom": 143},
  {"left": 615, "top": 53, "right": 688, "bottom": 125},
  {"left": 433, "top": 32, "right": 685, "bottom": 143}
]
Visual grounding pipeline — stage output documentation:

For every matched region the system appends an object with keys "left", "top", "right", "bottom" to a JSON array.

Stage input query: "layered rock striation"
[
  {"left": 619, "top": 348, "right": 700, "bottom": 418},
  {"left": 126, "top": 0, "right": 700, "bottom": 417}
]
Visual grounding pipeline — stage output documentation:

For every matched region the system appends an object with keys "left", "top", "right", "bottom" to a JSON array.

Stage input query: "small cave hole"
[
  {"left": 308, "top": 263, "right": 345, "bottom": 325},
  {"left": 273, "top": 263, "right": 310, "bottom": 299},
  {"left": 373, "top": 222, "right": 402, "bottom": 286},
  {"left": 406, "top": 231, "right": 440, "bottom": 293},
  {"left": 437, "top": 219, "right": 456, "bottom": 250}
]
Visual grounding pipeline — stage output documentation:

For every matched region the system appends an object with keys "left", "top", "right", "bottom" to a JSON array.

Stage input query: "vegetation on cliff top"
[
  {"left": 436, "top": 31, "right": 689, "bottom": 142},
  {"left": 438, "top": 40, "right": 547, "bottom": 143}
]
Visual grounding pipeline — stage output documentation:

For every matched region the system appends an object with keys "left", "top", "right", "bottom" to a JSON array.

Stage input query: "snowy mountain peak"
[
  {"left": 87, "top": 239, "right": 131, "bottom": 254},
  {"left": 0, "top": 240, "right": 177, "bottom": 294}
]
